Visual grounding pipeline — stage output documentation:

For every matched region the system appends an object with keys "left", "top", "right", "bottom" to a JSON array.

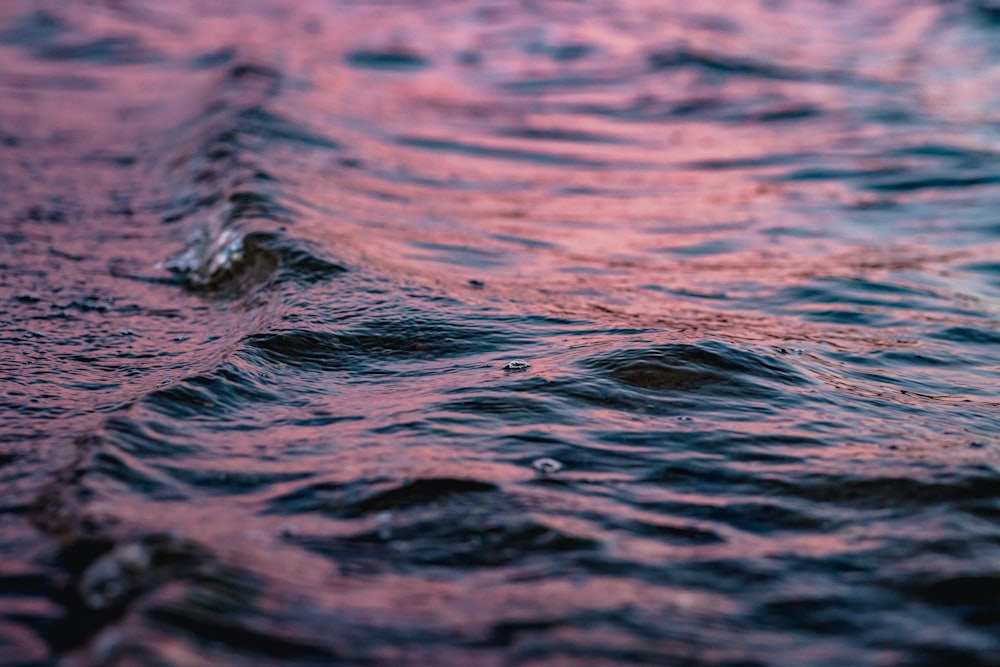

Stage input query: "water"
[{"left": 2, "top": 1, "right": 1000, "bottom": 664}]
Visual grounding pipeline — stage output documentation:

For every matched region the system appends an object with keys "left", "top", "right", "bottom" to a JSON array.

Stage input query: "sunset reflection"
[{"left": 2, "top": 0, "right": 1000, "bottom": 665}]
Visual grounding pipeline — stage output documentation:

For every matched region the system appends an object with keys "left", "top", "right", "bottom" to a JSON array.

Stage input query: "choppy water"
[{"left": 2, "top": 1, "right": 1000, "bottom": 664}]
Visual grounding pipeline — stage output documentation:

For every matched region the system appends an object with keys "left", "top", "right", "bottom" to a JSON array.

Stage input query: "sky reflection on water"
[{"left": 1, "top": 1, "right": 1000, "bottom": 665}]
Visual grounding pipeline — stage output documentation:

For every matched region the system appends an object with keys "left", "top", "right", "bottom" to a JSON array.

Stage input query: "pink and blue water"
[{"left": 2, "top": 1, "right": 1000, "bottom": 664}]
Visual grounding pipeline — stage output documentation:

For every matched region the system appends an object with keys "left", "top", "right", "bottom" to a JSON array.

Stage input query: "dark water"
[{"left": 2, "top": 0, "right": 1000, "bottom": 664}]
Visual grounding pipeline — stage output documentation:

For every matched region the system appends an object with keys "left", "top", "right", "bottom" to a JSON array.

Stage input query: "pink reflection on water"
[{"left": 3, "top": 0, "right": 1000, "bottom": 663}]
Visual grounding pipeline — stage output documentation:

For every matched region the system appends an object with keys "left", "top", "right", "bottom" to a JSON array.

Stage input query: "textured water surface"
[{"left": 2, "top": 1, "right": 1000, "bottom": 665}]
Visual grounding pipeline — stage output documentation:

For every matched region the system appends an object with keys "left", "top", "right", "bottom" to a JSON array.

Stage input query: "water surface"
[{"left": 2, "top": 1, "right": 1000, "bottom": 665}]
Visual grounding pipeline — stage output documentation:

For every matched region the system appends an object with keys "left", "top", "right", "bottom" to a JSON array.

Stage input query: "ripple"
[
  {"left": 271, "top": 477, "right": 499, "bottom": 518},
  {"left": 345, "top": 49, "right": 430, "bottom": 71},
  {"left": 394, "top": 135, "right": 635, "bottom": 169},
  {"left": 5, "top": 0, "right": 1000, "bottom": 664},
  {"left": 243, "top": 316, "right": 515, "bottom": 373},
  {"left": 583, "top": 342, "right": 807, "bottom": 399}
]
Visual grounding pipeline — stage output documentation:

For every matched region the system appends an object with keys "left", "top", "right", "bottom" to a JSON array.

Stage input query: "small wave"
[
  {"left": 161, "top": 63, "right": 342, "bottom": 293},
  {"left": 582, "top": 342, "right": 807, "bottom": 398}
]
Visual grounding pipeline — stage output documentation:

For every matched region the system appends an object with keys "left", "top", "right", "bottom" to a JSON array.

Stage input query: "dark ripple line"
[
  {"left": 869, "top": 174, "right": 1000, "bottom": 192},
  {"left": 646, "top": 45, "right": 863, "bottom": 85}
]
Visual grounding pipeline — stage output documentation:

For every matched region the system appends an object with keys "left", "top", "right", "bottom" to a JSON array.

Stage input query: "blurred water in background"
[{"left": 2, "top": 1, "right": 1000, "bottom": 664}]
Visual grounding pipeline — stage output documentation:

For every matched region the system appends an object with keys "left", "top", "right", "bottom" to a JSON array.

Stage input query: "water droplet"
[
  {"left": 376, "top": 511, "right": 393, "bottom": 539},
  {"left": 532, "top": 458, "right": 563, "bottom": 474}
]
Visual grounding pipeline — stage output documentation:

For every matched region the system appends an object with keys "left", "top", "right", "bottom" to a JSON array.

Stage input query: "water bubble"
[
  {"left": 532, "top": 458, "right": 563, "bottom": 474},
  {"left": 503, "top": 359, "right": 531, "bottom": 371}
]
